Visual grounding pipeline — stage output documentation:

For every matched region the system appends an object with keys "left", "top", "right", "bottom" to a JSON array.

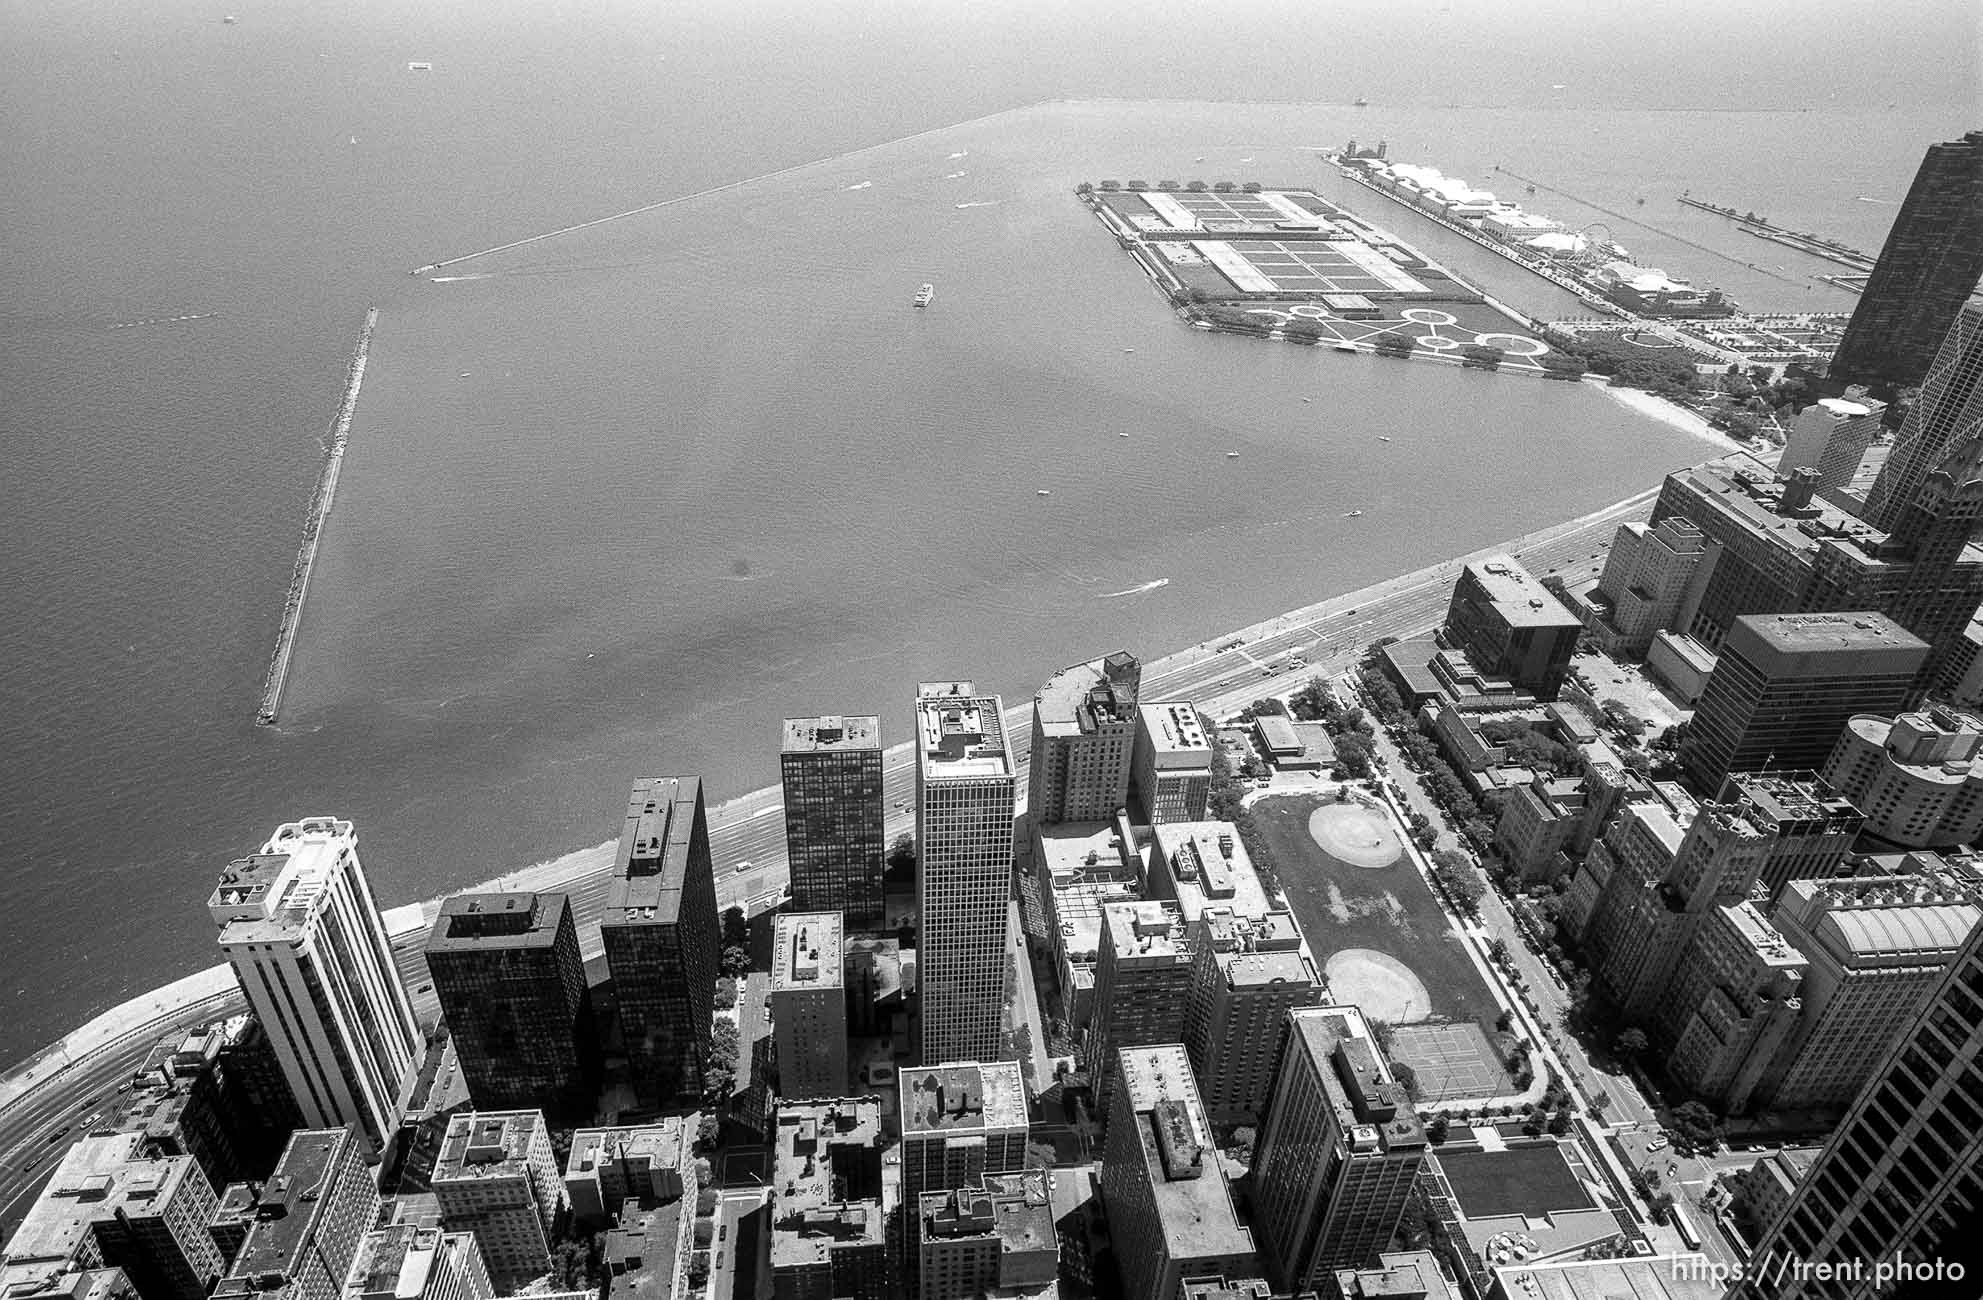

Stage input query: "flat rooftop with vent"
[
  {"left": 1150, "top": 821, "right": 1273, "bottom": 920},
  {"left": 901, "top": 1061, "right": 1028, "bottom": 1138},
  {"left": 607, "top": 777, "right": 701, "bottom": 923},
  {"left": 0, "top": 1133, "right": 203, "bottom": 1282},
  {"left": 916, "top": 683, "right": 1011, "bottom": 780},
  {"left": 426, "top": 891, "right": 565, "bottom": 951},
  {"left": 782, "top": 714, "right": 881, "bottom": 753},
  {"left": 772, "top": 911, "right": 844, "bottom": 992},
  {"left": 1112, "top": 1045, "right": 1255, "bottom": 1269},
  {"left": 219, "top": 1128, "right": 366, "bottom": 1292},
  {"left": 433, "top": 1111, "right": 544, "bottom": 1183},
  {"left": 768, "top": 1098, "right": 889, "bottom": 1275}
]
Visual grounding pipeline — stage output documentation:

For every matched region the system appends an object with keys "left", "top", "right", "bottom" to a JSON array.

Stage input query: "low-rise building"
[
  {"left": 768, "top": 1098, "right": 889, "bottom": 1300},
  {"left": 0, "top": 1135, "right": 223, "bottom": 1300},
  {"left": 340, "top": 1227, "right": 492, "bottom": 1300},
  {"left": 1486, "top": 1255, "right": 1727, "bottom": 1300},
  {"left": 1332, "top": 1250, "right": 1459, "bottom": 1299},
  {"left": 600, "top": 1195, "right": 691, "bottom": 1300},
  {"left": 1731, "top": 1148, "right": 1820, "bottom": 1241},
  {"left": 430, "top": 1112, "right": 566, "bottom": 1290},
  {"left": 916, "top": 1172, "right": 1055, "bottom": 1300},
  {"left": 1442, "top": 557, "right": 1583, "bottom": 702},
  {"left": 562, "top": 1119, "right": 693, "bottom": 1223}
]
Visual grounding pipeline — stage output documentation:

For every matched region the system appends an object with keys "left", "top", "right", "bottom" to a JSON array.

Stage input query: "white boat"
[
  {"left": 1344, "top": 510, "right": 1364, "bottom": 518},
  {"left": 407, "top": 61, "right": 434, "bottom": 71},
  {"left": 913, "top": 283, "right": 934, "bottom": 308},
  {"left": 1377, "top": 436, "right": 1393, "bottom": 442},
  {"left": 1036, "top": 489, "right": 1051, "bottom": 496},
  {"left": 1226, "top": 451, "right": 1240, "bottom": 459}
]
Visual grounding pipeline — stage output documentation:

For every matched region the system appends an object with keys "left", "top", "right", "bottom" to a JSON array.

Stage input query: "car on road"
[
  {"left": 114, "top": 1082, "right": 132, "bottom": 1094},
  {"left": 734, "top": 860, "right": 753, "bottom": 874},
  {"left": 1647, "top": 1135, "right": 1669, "bottom": 1152},
  {"left": 44, "top": 1126, "right": 69, "bottom": 1144},
  {"left": 81, "top": 1112, "right": 103, "bottom": 1129}
]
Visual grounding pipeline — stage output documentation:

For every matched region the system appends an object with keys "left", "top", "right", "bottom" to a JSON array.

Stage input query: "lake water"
[{"left": 1, "top": 0, "right": 1971, "bottom": 1049}]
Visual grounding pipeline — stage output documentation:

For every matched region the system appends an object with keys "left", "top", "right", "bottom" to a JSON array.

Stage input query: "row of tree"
[{"left": 1082, "top": 179, "right": 1264, "bottom": 194}]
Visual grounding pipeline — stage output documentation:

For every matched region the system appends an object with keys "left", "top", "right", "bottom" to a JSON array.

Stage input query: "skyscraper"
[
  {"left": 1251, "top": 1007, "right": 1427, "bottom": 1288},
  {"left": 1864, "top": 301, "right": 1983, "bottom": 528},
  {"left": 1732, "top": 919, "right": 1983, "bottom": 1299},
  {"left": 781, "top": 715, "right": 885, "bottom": 927},
  {"left": 208, "top": 818, "right": 419, "bottom": 1146},
  {"left": 424, "top": 892, "right": 598, "bottom": 1121},
  {"left": 769, "top": 911, "right": 848, "bottom": 1101},
  {"left": 1680, "top": 613, "right": 1927, "bottom": 795},
  {"left": 1100, "top": 1044, "right": 1258, "bottom": 1300},
  {"left": 601, "top": 777, "right": 719, "bottom": 1105},
  {"left": 914, "top": 682, "right": 1016, "bottom": 1066},
  {"left": 1441, "top": 556, "right": 1583, "bottom": 702},
  {"left": 1829, "top": 131, "right": 1983, "bottom": 391},
  {"left": 1028, "top": 652, "right": 1140, "bottom": 825}
]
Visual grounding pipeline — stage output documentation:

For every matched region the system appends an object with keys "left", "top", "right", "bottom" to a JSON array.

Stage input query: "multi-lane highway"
[{"left": 0, "top": 477, "right": 1666, "bottom": 1228}]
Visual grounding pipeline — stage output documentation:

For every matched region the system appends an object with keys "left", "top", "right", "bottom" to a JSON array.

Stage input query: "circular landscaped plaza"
[
  {"left": 1325, "top": 948, "right": 1432, "bottom": 1023},
  {"left": 1307, "top": 802, "right": 1403, "bottom": 869}
]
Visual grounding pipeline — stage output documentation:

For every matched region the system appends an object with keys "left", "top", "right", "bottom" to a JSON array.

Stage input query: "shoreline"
[
  {"left": 1597, "top": 382, "right": 1749, "bottom": 453},
  {"left": 0, "top": 468, "right": 1690, "bottom": 1111}
]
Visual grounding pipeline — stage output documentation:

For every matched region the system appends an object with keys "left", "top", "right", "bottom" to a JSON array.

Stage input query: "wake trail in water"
[
  {"left": 955, "top": 201, "right": 999, "bottom": 209},
  {"left": 1099, "top": 578, "right": 1170, "bottom": 599},
  {"left": 107, "top": 313, "right": 216, "bottom": 330}
]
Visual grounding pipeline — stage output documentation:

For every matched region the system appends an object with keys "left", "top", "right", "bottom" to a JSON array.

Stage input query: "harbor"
[{"left": 253, "top": 307, "right": 377, "bottom": 726}]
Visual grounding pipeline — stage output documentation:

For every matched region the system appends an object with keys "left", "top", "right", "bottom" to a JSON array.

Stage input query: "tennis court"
[{"left": 1391, "top": 1021, "right": 1513, "bottom": 1102}]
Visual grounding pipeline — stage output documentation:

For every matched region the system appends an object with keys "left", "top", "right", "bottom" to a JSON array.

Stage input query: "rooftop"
[
  {"left": 770, "top": 912, "right": 844, "bottom": 992},
  {"left": 606, "top": 777, "right": 703, "bottom": 924},
  {"left": 901, "top": 1061, "right": 1028, "bottom": 1138},
  {"left": 1035, "top": 652, "right": 1141, "bottom": 737},
  {"left": 1114, "top": 1046, "right": 1253, "bottom": 1265},
  {"left": 1138, "top": 701, "right": 1211, "bottom": 762},
  {"left": 781, "top": 714, "right": 881, "bottom": 754},
  {"left": 1036, "top": 821, "right": 1142, "bottom": 965},
  {"left": 601, "top": 1196, "right": 685, "bottom": 1300},
  {"left": 1844, "top": 707, "right": 1983, "bottom": 781},
  {"left": 1289, "top": 1006, "right": 1426, "bottom": 1153},
  {"left": 209, "top": 818, "right": 357, "bottom": 944},
  {"left": 342, "top": 1226, "right": 466, "bottom": 1300},
  {"left": 565, "top": 1118, "right": 691, "bottom": 1182},
  {"left": 1152, "top": 822, "right": 1271, "bottom": 921},
  {"left": 919, "top": 1171, "right": 1055, "bottom": 1271},
  {"left": 1719, "top": 771, "right": 1862, "bottom": 829},
  {"left": 225, "top": 1129, "right": 362, "bottom": 1286},
  {"left": 1731, "top": 611, "right": 1928, "bottom": 664},
  {"left": 1101, "top": 900, "right": 1192, "bottom": 966},
  {"left": 1463, "top": 557, "right": 1583, "bottom": 631},
  {"left": 1722, "top": 901, "right": 1805, "bottom": 969},
  {"left": 1333, "top": 1250, "right": 1458, "bottom": 1299},
  {"left": 433, "top": 1111, "right": 543, "bottom": 1183},
  {"left": 1, "top": 1135, "right": 197, "bottom": 1269},
  {"left": 769, "top": 1098, "right": 888, "bottom": 1270},
  {"left": 916, "top": 683, "right": 1012, "bottom": 780},
  {"left": 426, "top": 892, "right": 568, "bottom": 951}
]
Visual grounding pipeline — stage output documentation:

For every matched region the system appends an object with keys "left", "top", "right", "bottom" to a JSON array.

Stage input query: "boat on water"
[
  {"left": 1344, "top": 510, "right": 1364, "bottom": 518},
  {"left": 1036, "top": 489, "right": 1051, "bottom": 496},
  {"left": 1226, "top": 451, "right": 1240, "bottom": 459},
  {"left": 1377, "top": 435, "right": 1392, "bottom": 442},
  {"left": 913, "top": 283, "right": 934, "bottom": 308},
  {"left": 1353, "top": 97, "right": 1369, "bottom": 107},
  {"left": 407, "top": 61, "right": 434, "bottom": 71}
]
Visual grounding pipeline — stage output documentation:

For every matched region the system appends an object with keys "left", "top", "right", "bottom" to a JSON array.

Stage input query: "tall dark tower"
[
  {"left": 780, "top": 715, "right": 885, "bottom": 928},
  {"left": 1863, "top": 300, "right": 1983, "bottom": 530},
  {"left": 1830, "top": 131, "right": 1983, "bottom": 390},
  {"left": 601, "top": 777, "right": 720, "bottom": 1105}
]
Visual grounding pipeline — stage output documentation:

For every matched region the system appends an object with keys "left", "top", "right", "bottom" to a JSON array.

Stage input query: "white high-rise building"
[
  {"left": 209, "top": 818, "right": 418, "bottom": 1146},
  {"left": 915, "top": 682, "right": 1016, "bottom": 1066}
]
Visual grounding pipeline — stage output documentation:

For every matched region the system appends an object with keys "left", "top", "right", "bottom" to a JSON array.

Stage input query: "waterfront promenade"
[{"left": 0, "top": 469, "right": 1712, "bottom": 1216}]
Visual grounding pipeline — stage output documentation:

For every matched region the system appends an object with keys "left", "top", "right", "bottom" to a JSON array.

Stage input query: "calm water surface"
[{"left": 2, "top": 0, "right": 1973, "bottom": 1048}]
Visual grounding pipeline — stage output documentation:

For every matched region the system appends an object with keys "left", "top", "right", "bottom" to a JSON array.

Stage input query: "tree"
[
  {"left": 1212, "top": 180, "right": 1236, "bottom": 193},
  {"left": 1074, "top": 181, "right": 1094, "bottom": 195},
  {"left": 1373, "top": 331, "right": 1415, "bottom": 358},
  {"left": 1390, "top": 1061, "right": 1420, "bottom": 1100},
  {"left": 1332, "top": 731, "right": 1377, "bottom": 780},
  {"left": 1487, "top": 937, "right": 1510, "bottom": 965},
  {"left": 1157, "top": 179, "right": 1181, "bottom": 191},
  {"left": 1431, "top": 852, "right": 1486, "bottom": 912},
  {"left": 885, "top": 833, "right": 916, "bottom": 882},
  {"left": 1024, "top": 1139, "right": 1057, "bottom": 1169},
  {"left": 1285, "top": 320, "right": 1323, "bottom": 343},
  {"left": 1425, "top": 1113, "right": 1449, "bottom": 1143},
  {"left": 1369, "top": 1019, "right": 1397, "bottom": 1054},
  {"left": 722, "top": 906, "right": 750, "bottom": 950},
  {"left": 1242, "top": 181, "right": 1263, "bottom": 193},
  {"left": 1186, "top": 179, "right": 1208, "bottom": 192},
  {"left": 695, "top": 1114, "right": 720, "bottom": 1150},
  {"left": 1613, "top": 1027, "right": 1649, "bottom": 1060},
  {"left": 1228, "top": 1126, "right": 1257, "bottom": 1163},
  {"left": 1460, "top": 343, "right": 1505, "bottom": 371},
  {"left": 1097, "top": 180, "right": 1120, "bottom": 192},
  {"left": 1540, "top": 352, "right": 1588, "bottom": 382},
  {"left": 720, "top": 945, "right": 750, "bottom": 977},
  {"left": 1495, "top": 1009, "right": 1514, "bottom": 1032},
  {"left": 1547, "top": 1109, "right": 1571, "bottom": 1135},
  {"left": 1126, "top": 179, "right": 1148, "bottom": 191},
  {"left": 713, "top": 977, "right": 739, "bottom": 1010},
  {"left": 1668, "top": 1100, "right": 1721, "bottom": 1153}
]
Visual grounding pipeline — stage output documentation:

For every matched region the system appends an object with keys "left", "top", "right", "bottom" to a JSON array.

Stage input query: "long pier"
[
  {"left": 1678, "top": 196, "right": 1878, "bottom": 270},
  {"left": 254, "top": 308, "right": 377, "bottom": 726}
]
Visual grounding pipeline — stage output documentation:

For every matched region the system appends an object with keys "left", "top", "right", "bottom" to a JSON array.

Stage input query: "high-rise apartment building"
[
  {"left": 914, "top": 683, "right": 1016, "bottom": 1066},
  {"left": 1101, "top": 1044, "right": 1258, "bottom": 1300},
  {"left": 430, "top": 1112, "right": 567, "bottom": 1290},
  {"left": 112, "top": 1016, "right": 281, "bottom": 1191},
  {"left": 768, "top": 1098, "right": 890, "bottom": 1300},
  {"left": 340, "top": 1227, "right": 492, "bottom": 1300},
  {"left": 213, "top": 1128, "right": 378, "bottom": 1300},
  {"left": 1131, "top": 702, "right": 1214, "bottom": 825},
  {"left": 1680, "top": 613, "right": 1927, "bottom": 794},
  {"left": 1781, "top": 398, "right": 1884, "bottom": 495},
  {"left": 423, "top": 892, "right": 597, "bottom": 1121},
  {"left": 1251, "top": 1007, "right": 1427, "bottom": 1288},
  {"left": 1731, "top": 919, "right": 1983, "bottom": 1298},
  {"left": 0, "top": 1135, "right": 223, "bottom": 1300},
  {"left": 1083, "top": 900, "right": 1194, "bottom": 1112},
  {"left": 781, "top": 715, "right": 885, "bottom": 927},
  {"left": 1716, "top": 771, "right": 1866, "bottom": 902},
  {"left": 769, "top": 911, "right": 848, "bottom": 1101},
  {"left": 601, "top": 777, "right": 719, "bottom": 1104},
  {"left": 898, "top": 1063, "right": 1027, "bottom": 1270},
  {"left": 1653, "top": 899, "right": 1807, "bottom": 1113},
  {"left": 208, "top": 818, "right": 419, "bottom": 1146},
  {"left": 1149, "top": 823, "right": 1320, "bottom": 1124},
  {"left": 1029, "top": 652, "right": 1140, "bottom": 825},
  {"left": 1582, "top": 517, "right": 1707, "bottom": 655},
  {"left": 561, "top": 1118, "right": 692, "bottom": 1223},
  {"left": 1824, "top": 707, "right": 1983, "bottom": 849},
  {"left": 1649, "top": 455, "right": 1983, "bottom": 683},
  {"left": 1766, "top": 869, "right": 1982, "bottom": 1112},
  {"left": 1829, "top": 132, "right": 1983, "bottom": 391},
  {"left": 1440, "top": 557, "right": 1583, "bottom": 702},
  {"left": 916, "top": 1172, "right": 1055, "bottom": 1300}
]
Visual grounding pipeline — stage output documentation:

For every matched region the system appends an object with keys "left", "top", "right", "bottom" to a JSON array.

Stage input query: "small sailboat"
[
  {"left": 1377, "top": 436, "right": 1392, "bottom": 442},
  {"left": 1226, "top": 451, "right": 1240, "bottom": 459},
  {"left": 1344, "top": 510, "right": 1364, "bottom": 518},
  {"left": 913, "top": 283, "right": 935, "bottom": 308}
]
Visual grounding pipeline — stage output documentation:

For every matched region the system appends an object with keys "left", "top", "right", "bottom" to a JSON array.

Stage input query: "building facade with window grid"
[{"left": 781, "top": 715, "right": 885, "bottom": 927}]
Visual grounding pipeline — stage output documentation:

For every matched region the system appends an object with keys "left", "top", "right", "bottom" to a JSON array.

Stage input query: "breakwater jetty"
[
  {"left": 254, "top": 307, "right": 377, "bottom": 726},
  {"left": 1677, "top": 196, "right": 1878, "bottom": 270}
]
